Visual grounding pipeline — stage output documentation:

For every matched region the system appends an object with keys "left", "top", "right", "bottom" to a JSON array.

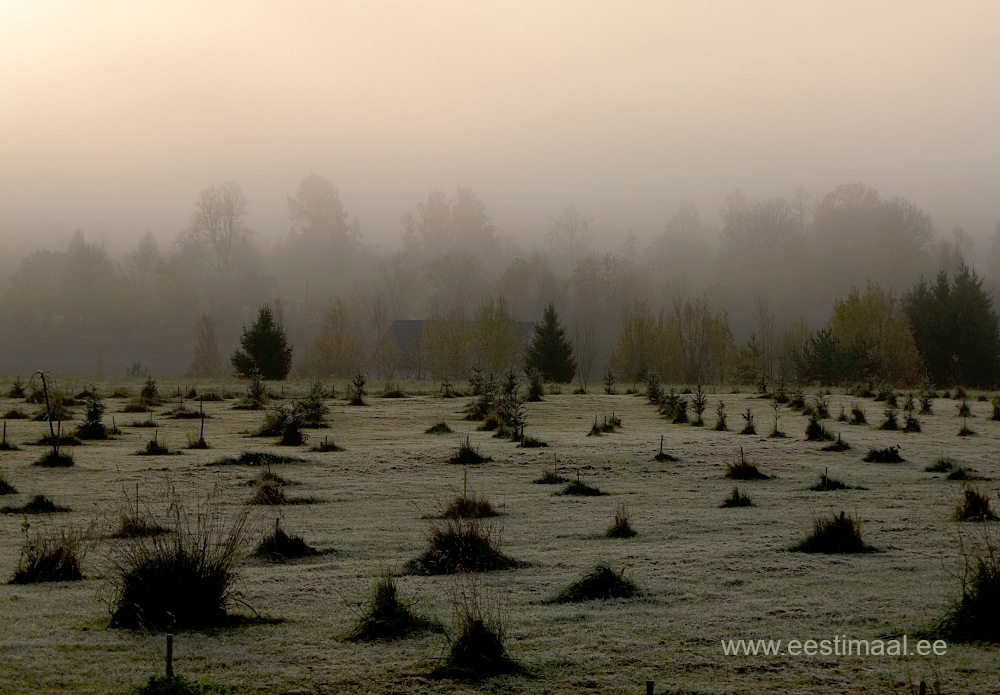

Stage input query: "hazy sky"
[{"left": 2, "top": 0, "right": 998, "bottom": 260}]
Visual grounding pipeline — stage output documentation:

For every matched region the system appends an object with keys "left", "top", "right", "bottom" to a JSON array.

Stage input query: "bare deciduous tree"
[{"left": 184, "top": 181, "right": 251, "bottom": 276}]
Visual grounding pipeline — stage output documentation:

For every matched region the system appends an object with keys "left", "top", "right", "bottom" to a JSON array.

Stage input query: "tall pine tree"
[
  {"left": 904, "top": 265, "right": 1000, "bottom": 387},
  {"left": 525, "top": 303, "right": 576, "bottom": 383},
  {"left": 231, "top": 304, "right": 293, "bottom": 380}
]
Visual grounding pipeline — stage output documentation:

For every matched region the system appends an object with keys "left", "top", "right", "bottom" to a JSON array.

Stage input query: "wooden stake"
[
  {"left": 646, "top": 680, "right": 654, "bottom": 695},
  {"left": 166, "top": 634, "right": 174, "bottom": 678}
]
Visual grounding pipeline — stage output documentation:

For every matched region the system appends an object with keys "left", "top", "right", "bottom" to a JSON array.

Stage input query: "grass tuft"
[
  {"left": 954, "top": 487, "right": 998, "bottom": 522},
  {"left": 425, "top": 422, "right": 453, "bottom": 435},
  {"left": 550, "top": 564, "right": 639, "bottom": 602},
  {"left": 449, "top": 437, "right": 491, "bottom": 464},
  {"left": 33, "top": 451, "right": 75, "bottom": 467},
  {"left": 252, "top": 521, "right": 319, "bottom": 561},
  {"left": 725, "top": 449, "right": 771, "bottom": 480},
  {"left": 605, "top": 502, "right": 637, "bottom": 537},
  {"left": 556, "top": 479, "right": 606, "bottom": 496},
  {"left": 789, "top": 511, "right": 876, "bottom": 554},
  {"left": 10, "top": 527, "right": 87, "bottom": 584},
  {"left": 720, "top": 486, "right": 754, "bottom": 507},
  {"left": 345, "top": 575, "right": 440, "bottom": 641},
  {"left": 404, "top": 518, "right": 519, "bottom": 575},
  {"left": 209, "top": 452, "right": 305, "bottom": 466},
  {"left": 2, "top": 494, "right": 70, "bottom": 514},
  {"left": 863, "top": 446, "right": 904, "bottom": 463},
  {"left": 532, "top": 470, "right": 567, "bottom": 484}
]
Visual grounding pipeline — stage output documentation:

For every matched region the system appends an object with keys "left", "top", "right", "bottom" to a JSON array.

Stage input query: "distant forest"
[{"left": 2, "top": 175, "right": 999, "bottom": 388}]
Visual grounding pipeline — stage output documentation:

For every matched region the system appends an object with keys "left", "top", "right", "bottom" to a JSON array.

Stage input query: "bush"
[
  {"left": 714, "top": 401, "right": 728, "bottom": 431},
  {"left": 954, "top": 488, "right": 998, "bottom": 522},
  {"left": 108, "top": 498, "right": 253, "bottom": 629},
  {"left": 849, "top": 403, "right": 867, "bottom": 425},
  {"left": 902, "top": 414, "right": 921, "bottom": 433},
  {"left": 805, "top": 415, "right": 834, "bottom": 441},
  {"left": 725, "top": 449, "right": 771, "bottom": 480},
  {"left": 9, "top": 527, "right": 88, "bottom": 584},
  {"left": 879, "top": 408, "right": 900, "bottom": 431},
  {"left": 518, "top": 436, "right": 547, "bottom": 448},
  {"left": 863, "top": 446, "right": 904, "bottom": 463},
  {"left": 135, "top": 435, "right": 179, "bottom": 456},
  {"left": 1, "top": 495, "right": 70, "bottom": 514},
  {"left": 790, "top": 511, "right": 876, "bottom": 554},
  {"left": 425, "top": 422, "right": 453, "bottom": 434},
  {"left": 404, "top": 518, "right": 519, "bottom": 575},
  {"left": 606, "top": 502, "right": 637, "bottom": 537},
  {"left": 549, "top": 564, "right": 638, "bottom": 602},
  {"left": 346, "top": 575, "right": 439, "bottom": 642},
  {"left": 75, "top": 395, "right": 112, "bottom": 439},
  {"left": 739, "top": 407, "right": 755, "bottom": 435},
  {"left": 348, "top": 370, "right": 367, "bottom": 406},
  {"left": 2, "top": 407, "right": 28, "bottom": 420},
  {"left": 720, "top": 487, "right": 753, "bottom": 507}
]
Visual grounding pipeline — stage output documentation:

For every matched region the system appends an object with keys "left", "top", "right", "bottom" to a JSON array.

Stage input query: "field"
[{"left": 1, "top": 378, "right": 998, "bottom": 695}]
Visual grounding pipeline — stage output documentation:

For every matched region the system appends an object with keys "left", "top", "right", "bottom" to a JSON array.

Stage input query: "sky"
[{"left": 1, "top": 0, "right": 998, "bottom": 261}]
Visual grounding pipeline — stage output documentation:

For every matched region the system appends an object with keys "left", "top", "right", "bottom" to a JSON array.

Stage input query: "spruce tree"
[
  {"left": 231, "top": 304, "right": 293, "bottom": 380},
  {"left": 525, "top": 303, "right": 576, "bottom": 383}
]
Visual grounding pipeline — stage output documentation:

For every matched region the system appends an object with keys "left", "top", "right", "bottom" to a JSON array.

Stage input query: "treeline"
[{"left": 1, "top": 175, "right": 998, "bottom": 385}]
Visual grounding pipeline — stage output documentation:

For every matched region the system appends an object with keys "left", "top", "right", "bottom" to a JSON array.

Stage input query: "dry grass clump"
[
  {"left": 425, "top": 422, "right": 453, "bottom": 434},
  {"left": 926, "top": 457, "right": 957, "bottom": 473},
  {"left": 209, "top": 452, "right": 305, "bottom": 466},
  {"left": 725, "top": 449, "right": 771, "bottom": 480},
  {"left": 135, "top": 434, "right": 180, "bottom": 456},
  {"left": 108, "top": 497, "right": 253, "bottom": 629},
  {"left": 32, "top": 451, "right": 75, "bottom": 467},
  {"left": 789, "top": 511, "right": 876, "bottom": 554},
  {"left": 720, "top": 487, "right": 754, "bottom": 507},
  {"left": 9, "top": 526, "right": 88, "bottom": 584},
  {"left": 532, "top": 469, "right": 567, "bottom": 484},
  {"left": 309, "top": 435, "right": 343, "bottom": 452},
  {"left": 556, "top": 478, "right": 606, "bottom": 496},
  {"left": 345, "top": 575, "right": 440, "bottom": 642},
  {"left": 252, "top": 519, "right": 319, "bottom": 562},
  {"left": 1, "top": 494, "right": 70, "bottom": 514},
  {"left": 0, "top": 473, "right": 16, "bottom": 495},
  {"left": 932, "top": 533, "right": 1000, "bottom": 643},
  {"left": 432, "top": 580, "right": 522, "bottom": 680},
  {"left": 863, "top": 446, "right": 904, "bottom": 463},
  {"left": 2, "top": 407, "right": 29, "bottom": 420},
  {"left": 441, "top": 490, "right": 501, "bottom": 519},
  {"left": 820, "top": 433, "right": 850, "bottom": 452},
  {"left": 449, "top": 436, "right": 492, "bottom": 464},
  {"left": 954, "top": 487, "right": 998, "bottom": 522},
  {"left": 808, "top": 472, "right": 849, "bottom": 491},
  {"left": 653, "top": 435, "right": 678, "bottom": 461},
  {"left": 518, "top": 435, "right": 548, "bottom": 448},
  {"left": 549, "top": 564, "right": 639, "bottom": 603},
  {"left": 606, "top": 502, "right": 637, "bottom": 537},
  {"left": 404, "top": 518, "right": 519, "bottom": 575},
  {"left": 133, "top": 675, "right": 228, "bottom": 695}
]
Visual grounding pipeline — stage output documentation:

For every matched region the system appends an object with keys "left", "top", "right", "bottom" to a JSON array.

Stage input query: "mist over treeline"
[{"left": 2, "top": 174, "right": 998, "bottom": 385}]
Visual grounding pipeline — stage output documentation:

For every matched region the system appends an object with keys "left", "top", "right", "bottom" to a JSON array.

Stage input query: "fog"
[{"left": 1, "top": 1, "right": 999, "bottom": 376}]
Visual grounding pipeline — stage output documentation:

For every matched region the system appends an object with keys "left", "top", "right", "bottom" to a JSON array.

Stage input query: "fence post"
[
  {"left": 646, "top": 680, "right": 654, "bottom": 695},
  {"left": 166, "top": 633, "right": 174, "bottom": 678}
]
